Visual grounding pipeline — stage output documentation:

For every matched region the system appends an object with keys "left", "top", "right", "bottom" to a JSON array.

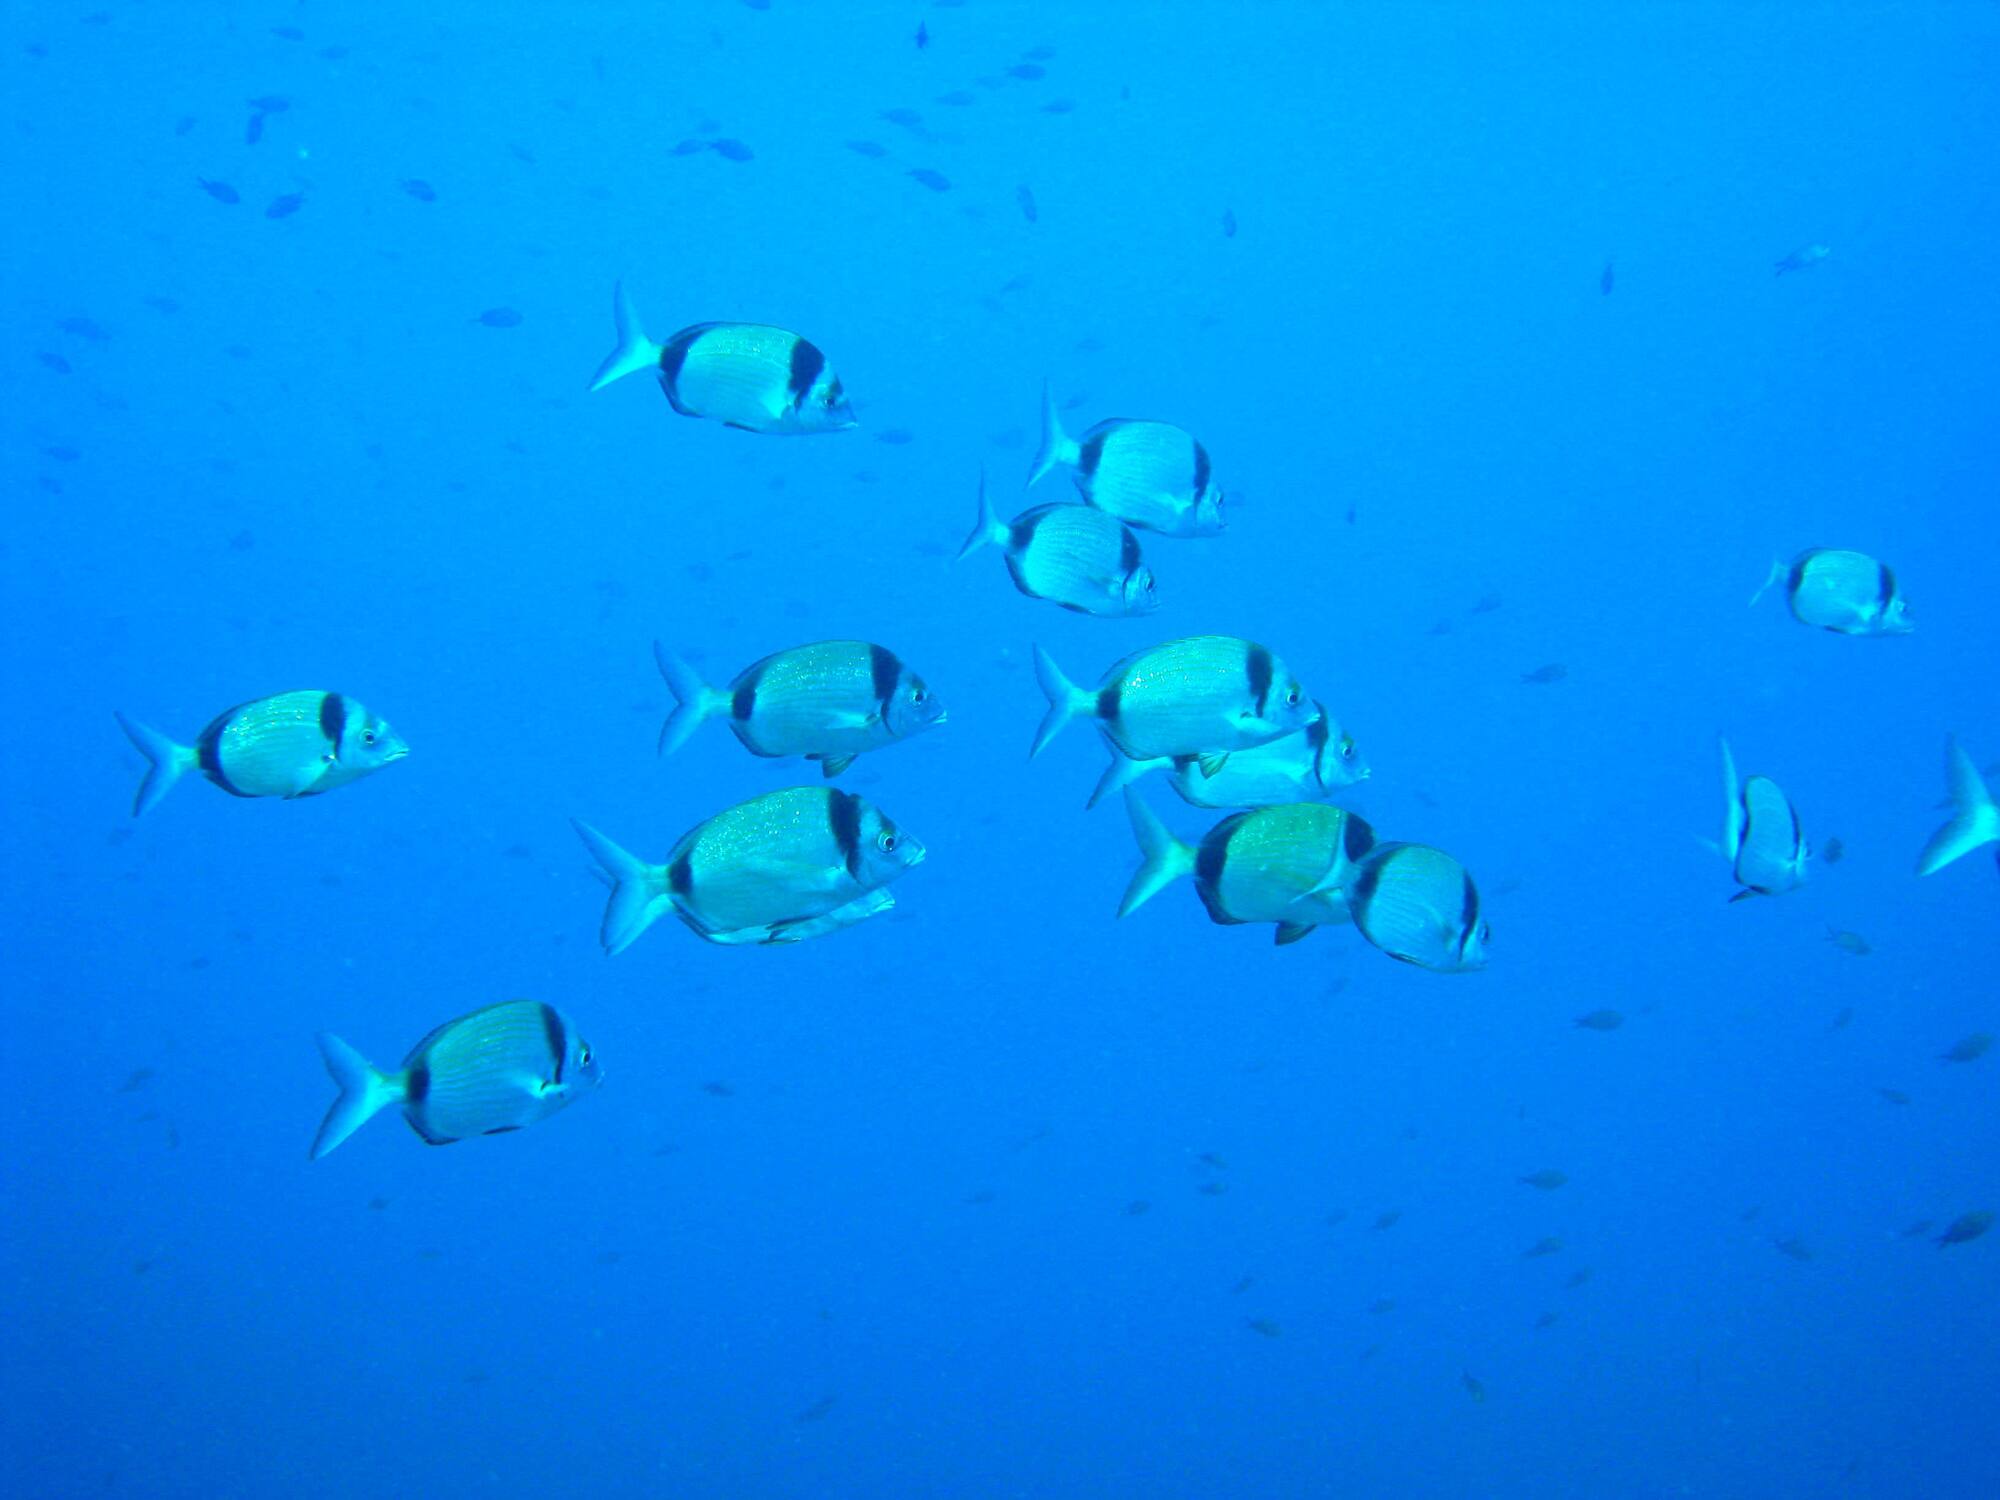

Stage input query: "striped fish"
[
  {"left": 1750, "top": 548, "right": 1912, "bottom": 635},
  {"left": 572, "top": 786, "right": 924, "bottom": 952},
  {"left": 1119, "top": 792, "right": 1376, "bottom": 945},
  {"left": 1720, "top": 738, "right": 1809, "bottom": 899},
  {"left": 114, "top": 691, "right": 408, "bottom": 816},
  {"left": 1349, "top": 843, "right": 1489, "bottom": 972},
  {"left": 1029, "top": 385, "right": 1225, "bottom": 537},
  {"left": 960, "top": 472, "right": 1158, "bottom": 617},
  {"left": 1031, "top": 636, "right": 1318, "bottom": 771},
  {"left": 1088, "top": 702, "right": 1367, "bottom": 810},
  {"left": 653, "top": 640, "right": 944, "bottom": 776},
  {"left": 309, "top": 1000, "right": 601, "bottom": 1159},
  {"left": 588, "top": 283, "right": 855, "bottom": 435}
]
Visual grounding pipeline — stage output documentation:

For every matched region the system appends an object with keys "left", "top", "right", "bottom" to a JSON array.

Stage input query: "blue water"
[{"left": 7, "top": 4, "right": 1998, "bottom": 1496}]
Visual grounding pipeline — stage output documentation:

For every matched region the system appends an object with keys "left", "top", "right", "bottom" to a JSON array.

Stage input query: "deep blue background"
[{"left": 5, "top": 3, "right": 1997, "bottom": 1496}]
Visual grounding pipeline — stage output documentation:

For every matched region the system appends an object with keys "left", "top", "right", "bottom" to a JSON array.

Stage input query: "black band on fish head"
[
  {"left": 1343, "top": 811, "right": 1376, "bottom": 866},
  {"left": 318, "top": 693, "right": 349, "bottom": 753},
  {"left": 788, "top": 338, "right": 827, "bottom": 407},
  {"left": 1457, "top": 873, "right": 1480, "bottom": 957},
  {"left": 1191, "top": 440, "right": 1212, "bottom": 498},
  {"left": 869, "top": 643, "right": 901, "bottom": 716},
  {"left": 829, "top": 789, "right": 864, "bottom": 879},
  {"left": 1245, "top": 646, "right": 1274, "bottom": 716},
  {"left": 541, "top": 1003, "right": 568, "bottom": 1085},
  {"left": 1118, "top": 526, "right": 1141, "bottom": 579}
]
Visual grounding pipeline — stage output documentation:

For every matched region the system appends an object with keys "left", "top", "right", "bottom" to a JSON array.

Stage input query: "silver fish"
[
  {"left": 1028, "top": 385, "right": 1224, "bottom": 537},
  {"left": 1031, "top": 636, "right": 1318, "bottom": 770},
  {"left": 1119, "top": 792, "right": 1375, "bottom": 945},
  {"left": 655, "top": 641, "right": 944, "bottom": 776},
  {"left": 1348, "top": 842, "right": 1489, "bottom": 972},
  {"left": 588, "top": 283, "right": 854, "bottom": 435},
  {"left": 310, "top": 1000, "right": 601, "bottom": 1159},
  {"left": 1720, "top": 738, "right": 1808, "bottom": 899},
  {"left": 573, "top": 786, "right": 924, "bottom": 951},
  {"left": 959, "top": 473, "right": 1157, "bottom": 617},
  {"left": 1750, "top": 549, "right": 1911, "bottom": 636},
  {"left": 1917, "top": 735, "right": 2000, "bottom": 877},
  {"left": 1774, "top": 243, "right": 1831, "bottom": 276},
  {"left": 115, "top": 692, "right": 407, "bottom": 816},
  {"left": 1087, "top": 702, "right": 1366, "bottom": 810}
]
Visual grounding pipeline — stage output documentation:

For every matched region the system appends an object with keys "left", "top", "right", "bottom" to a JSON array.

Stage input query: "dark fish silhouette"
[
  {"left": 1898, "top": 1219, "right": 1934, "bottom": 1239},
  {"left": 795, "top": 1395, "right": 837, "bottom": 1423},
  {"left": 118, "top": 1067, "right": 155, "bottom": 1094},
  {"left": 198, "top": 178, "right": 239, "bottom": 204},
  {"left": 1774, "top": 244, "right": 1830, "bottom": 276},
  {"left": 1564, "top": 1267, "right": 1593, "bottom": 1289},
  {"left": 401, "top": 179, "right": 437, "bottom": 202},
  {"left": 845, "top": 140, "right": 888, "bottom": 157},
  {"left": 1827, "top": 928, "right": 1870, "bottom": 957},
  {"left": 264, "top": 192, "right": 304, "bottom": 219},
  {"left": 1462, "top": 1370, "right": 1486, "bottom": 1402},
  {"left": 1773, "top": 1236, "right": 1813, "bottom": 1262},
  {"left": 710, "top": 138, "right": 754, "bottom": 163},
  {"left": 1573, "top": 1009, "right": 1623, "bottom": 1031},
  {"left": 1008, "top": 63, "right": 1046, "bottom": 80},
  {"left": 908, "top": 167, "right": 951, "bottom": 191},
  {"left": 1016, "top": 184, "right": 1038, "bottom": 222},
  {"left": 1821, "top": 835, "right": 1844, "bottom": 864},
  {"left": 1245, "top": 1318, "right": 1281, "bottom": 1338},
  {"left": 1124, "top": 1199, "right": 1151, "bottom": 1217},
  {"left": 1373, "top": 1209, "right": 1402, "bottom": 1231},
  {"left": 1937, "top": 1211, "right": 1992, "bottom": 1247},
  {"left": 1521, "top": 663, "right": 1568, "bottom": 685},
  {"left": 915, "top": 21, "right": 928, "bottom": 49},
  {"left": 1222, "top": 209, "right": 1238, "bottom": 238},
  {"left": 245, "top": 113, "right": 266, "bottom": 145},
  {"left": 1877, "top": 1087, "right": 1911, "bottom": 1105},
  {"left": 1523, "top": 1236, "right": 1563, "bottom": 1259},
  {"left": 1941, "top": 1032, "right": 1992, "bottom": 1064},
  {"left": 1599, "top": 260, "right": 1614, "bottom": 295},
  {"left": 248, "top": 95, "right": 291, "bottom": 113},
  {"left": 1519, "top": 1170, "right": 1568, "bottom": 1191},
  {"left": 476, "top": 307, "right": 522, "bottom": 328}
]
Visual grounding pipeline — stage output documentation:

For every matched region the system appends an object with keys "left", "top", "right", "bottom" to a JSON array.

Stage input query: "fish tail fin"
[
  {"left": 653, "top": 643, "right": 727, "bottom": 756},
  {"left": 1029, "top": 644, "right": 1092, "bottom": 758},
  {"left": 956, "top": 467, "right": 1010, "bottom": 561},
  {"left": 1026, "top": 379, "right": 1074, "bottom": 486},
  {"left": 1085, "top": 752, "right": 1152, "bottom": 811},
  {"left": 1916, "top": 736, "right": 2000, "bottom": 876},
  {"left": 114, "top": 712, "right": 197, "bottom": 817},
  {"left": 588, "top": 281, "right": 663, "bottom": 392},
  {"left": 309, "top": 1032, "right": 403, "bottom": 1160},
  {"left": 1719, "top": 737, "right": 1741, "bottom": 861},
  {"left": 1118, "top": 790, "right": 1197, "bottom": 917},
  {"left": 571, "top": 820, "right": 673, "bottom": 955},
  {"left": 1748, "top": 558, "right": 1786, "bottom": 608}
]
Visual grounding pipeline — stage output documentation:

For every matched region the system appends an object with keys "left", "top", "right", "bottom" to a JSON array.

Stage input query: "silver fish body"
[
  {"left": 655, "top": 640, "right": 944, "bottom": 775},
  {"left": 573, "top": 786, "right": 924, "bottom": 952},
  {"left": 1120, "top": 792, "right": 1376, "bottom": 944},
  {"left": 1349, "top": 842, "right": 1489, "bottom": 972},
  {"left": 959, "top": 472, "right": 1156, "bottom": 617},
  {"left": 1720, "top": 738, "right": 1809, "bottom": 898},
  {"left": 310, "top": 1000, "right": 602, "bottom": 1159},
  {"left": 589, "top": 283, "right": 854, "bottom": 435},
  {"left": 1088, "top": 702, "right": 1367, "bottom": 810},
  {"left": 1032, "top": 636, "right": 1318, "bottom": 768},
  {"left": 1029, "top": 386, "right": 1224, "bottom": 537},
  {"left": 115, "top": 691, "right": 408, "bottom": 816},
  {"left": 1751, "top": 549, "right": 1911, "bottom": 635}
]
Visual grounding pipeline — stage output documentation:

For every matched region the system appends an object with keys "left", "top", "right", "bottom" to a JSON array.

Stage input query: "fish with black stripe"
[
  {"left": 1750, "top": 548, "right": 1912, "bottom": 636},
  {"left": 1031, "top": 636, "right": 1318, "bottom": 775},
  {"left": 653, "top": 640, "right": 944, "bottom": 776},
  {"left": 114, "top": 691, "right": 408, "bottom": 817},
  {"left": 1718, "top": 738, "right": 1809, "bottom": 899},
  {"left": 572, "top": 786, "right": 924, "bottom": 951},
  {"left": 1028, "top": 385, "right": 1225, "bottom": 537},
  {"left": 1087, "top": 702, "right": 1367, "bottom": 810},
  {"left": 588, "top": 283, "right": 855, "bottom": 434},
  {"left": 1348, "top": 842, "right": 1490, "bottom": 972},
  {"left": 309, "top": 1000, "right": 601, "bottom": 1159},
  {"left": 959, "top": 470, "right": 1158, "bottom": 617},
  {"left": 1118, "top": 791, "right": 1376, "bottom": 945}
]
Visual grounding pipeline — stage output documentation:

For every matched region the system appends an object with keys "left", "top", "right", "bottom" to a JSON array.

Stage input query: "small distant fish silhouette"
[
  {"left": 1367, "top": 1298, "right": 1396, "bottom": 1315},
  {"left": 915, "top": 21, "right": 928, "bottom": 49},
  {"left": 1773, "top": 1236, "right": 1813, "bottom": 1262},
  {"left": 1599, "top": 259, "right": 1615, "bottom": 295},
  {"left": 1373, "top": 1209, "right": 1402, "bottom": 1231},
  {"left": 1564, "top": 1267, "right": 1593, "bottom": 1289},
  {"left": 1774, "top": 243, "right": 1831, "bottom": 276},
  {"left": 245, "top": 113, "right": 266, "bottom": 145},
  {"left": 1877, "top": 1087, "right": 1911, "bottom": 1105},
  {"left": 1461, "top": 1370, "right": 1486, "bottom": 1402},
  {"left": 1519, "top": 1170, "right": 1569, "bottom": 1191},
  {"left": 264, "top": 192, "right": 304, "bottom": 219},
  {"left": 1520, "top": 663, "right": 1568, "bottom": 685},
  {"left": 1008, "top": 63, "right": 1046, "bottom": 80},
  {"left": 401, "top": 179, "right": 437, "bottom": 202},
  {"left": 1828, "top": 1006, "right": 1854, "bottom": 1032},
  {"left": 1936, "top": 1211, "right": 1991, "bottom": 1248},
  {"left": 700, "top": 1081, "right": 735, "bottom": 1097},
  {"left": 795, "top": 1395, "right": 837, "bottom": 1423},
  {"left": 197, "top": 178, "right": 240, "bottom": 204},
  {"left": 1470, "top": 594, "right": 1503, "bottom": 615},
  {"left": 248, "top": 95, "right": 290, "bottom": 113},
  {"left": 1574, "top": 1009, "right": 1623, "bottom": 1031},
  {"left": 1821, "top": 835, "right": 1844, "bottom": 864},
  {"left": 908, "top": 167, "right": 951, "bottom": 191},
  {"left": 1016, "top": 184, "right": 1038, "bottom": 223},
  {"left": 1222, "top": 209, "right": 1237, "bottom": 239},
  {"left": 845, "top": 140, "right": 888, "bottom": 158},
  {"left": 476, "top": 307, "right": 523, "bottom": 328},
  {"left": 1231, "top": 1275, "right": 1254, "bottom": 1294},
  {"left": 709, "top": 138, "right": 754, "bottom": 163},
  {"left": 1535, "top": 1310, "right": 1561, "bottom": 1329},
  {"left": 1245, "top": 1318, "right": 1281, "bottom": 1338},
  {"left": 1124, "top": 1199, "right": 1151, "bottom": 1217},
  {"left": 1827, "top": 927, "right": 1870, "bottom": 957},
  {"left": 118, "top": 1067, "right": 155, "bottom": 1094},
  {"left": 1523, "top": 1236, "right": 1564, "bottom": 1259},
  {"left": 1941, "top": 1032, "right": 1992, "bottom": 1064}
]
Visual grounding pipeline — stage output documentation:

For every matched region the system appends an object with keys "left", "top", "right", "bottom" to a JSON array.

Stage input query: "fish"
[
  {"left": 1367, "top": 1298, "right": 1396, "bottom": 1315},
  {"left": 1016, "top": 184, "right": 1039, "bottom": 223},
  {"left": 908, "top": 167, "right": 951, "bottom": 192},
  {"left": 1519, "top": 1170, "right": 1568, "bottom": 1191},
  {"left": 1936, "top": 1211, "right": 1991, "bottom": 1247},
  {"left": 1821, "top": 835, "right": 1844, "bottom": 865},
  {"left": 1750, "top": 548, "right": 1912, "bottom": 635},
  {"left": 1118, "top": 792, "right": 1376, "bottom": 945},
  {"left": 1245, "top": 1318, "right": 1281, "bottom": 1338},
  {"left": 1523, "top": 1236, "right": 1563, "bottom": 1259},
  {"left": 709, "top": 138, "right": 754, "bottom": 162},
  {"left": 1829, "top": 1005, "right": 1855, "bottom": 1032},
  {"left": 245, "top": 113, "right": 265, "bottom": 145},
  {"left": 795, "top": 1396, "right": 837, "bottom": 1423},
  {"left": 248, "top": 94, "right": 291, "bottom": 113},
  {"left": 1877, "top": 1087, "right": 1911, "bottom": 1105},
  {"left": 1348, "top": 842, "right": 1490, "bottom": 973},
  {"left": 1125, "top": 1199, "right": 1151, "bottom": 1217},
  {"left": 1774, "top": 243, "right": 1831, "bottom": 276},
  {"left": 1826, "top": 927, "right": 1871, "bottom": 956},
  {"left": 1599, "top": 259, "right": 1615, "bottom": 295},
  {"left": 914, "top": 21, "right": 928, "bottom": 48},
  {"left": 119, "top": 1067, "right": 155, "bottom": 1094},
  {"left": 1520, "top": 663, "right": 1568, "bottom": 685},
  {"left": 37, "top": 351, "right": 71, "bottom": 373},
  {"left": 1573, "top": 1009, "right": 1624, "bottom": 1031},
  {"left": 653, "top": 640, "right": 944, "bottom": 775},
  {"left": 1030, "top": 637, "right": 1317, "bottom": 768},
  {"left": 476, "top": 307, "right": 522, "bottom": 328},
  {"left": 1719, "top": 739, "right": 1809, "bottom": 900},
  {"left": 1535, "top": 1311, "right": 1561, "bottom": 1329},
  {"left": 845, "top": 139, "right": 889, "bottom": 158},
  {"left": 114, "top": 692, "right": 409, "bottom": 816},
  {"left": 959, "top": 477, "right": 1157, "bottom": 618},
  {"left": 571, "top": 786, "right": 924, "bottom": 951},
  {"left": 401, "top": 178, "right": 437, "bottom": 202},
  {"left": 197, "top": 178, "right": 240, "bottom": 204},
  {"left": 1373, "top": 1210, "right": 1401, "bottom": 1231},
  {"left": 1222, "top": 209, "right": 1237, "bottom": 238},
  {"left": 264, "top": 192, "right": 304, "bottom": 219},
  {"left": 1773, "top": 1236, "right": 1813, "bottom": 1262},
  {"left": 1461, "top": 1371, "right": 1486, "bottom": 1402},
  {"left": 1564, "top": 1268, "right": 1593, "bottom": 1289},
  {"left": 309, "top": 1000, "right": 601, "bottom": 1158},
  {"left": 1029, "top": 387, "right": 1226, "bottom": 537},
  {"left": 1940, "top": 1032, "right": 1992, "bottom": 1064},
  {"left": 588, "top": 284, "right": 855, "bottom": 435},
  {"left": 1008, "top": 62, "right": 1046, "bottom": 80},
  {"left": 1916, "top": 737, "right": 1999, "bottom": 877},
  {"left": 1086, "top": 703, "right": 1368, "bottom": 811}
]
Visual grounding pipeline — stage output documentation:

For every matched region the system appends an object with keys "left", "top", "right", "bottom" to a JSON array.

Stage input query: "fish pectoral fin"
[
  {"left": 818, "top": 754, "right": 857, "bottom": 777},
  {"left": 825, "top": 711, "right": 880, "bottom": 731},
  {"left": 1196, "top": 751, "right": 1230, "bottom": 779},
  {"left": 1273, "top": 922, "right": 1315, "bottom": 946},
  {"left": 1726, "top": 888, "right": 1761, "bottom": 904}
]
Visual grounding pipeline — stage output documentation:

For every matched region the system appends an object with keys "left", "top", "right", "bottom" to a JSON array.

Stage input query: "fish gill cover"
[{"left": 5, "top": 3, "right": 1999, "bottom": 1498}]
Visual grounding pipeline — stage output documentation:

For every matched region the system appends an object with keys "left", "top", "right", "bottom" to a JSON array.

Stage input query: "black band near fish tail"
[
  {"left": 787, "top": 338, "right": 826, "bottom": 408},
  {"left": 868, "top": 644, "right": 900, "bottom": 719},
  {"left": 667, "top": 853, "right": 694, "bottom": 900},
  {"left": 1342, "top": 812, "right": 1376, "bottom": 865},
  {"left": 732, "top": 670, "right": 759, "bottom": 723},
  {"left": 1787, "top": 554, "right": 1811, "bottom": 599},
  {"left": 658, "top": 330, "right": 697, "bottom": 415},
  {"left": 540, "top": 1003, "right": 568, "bottom": 1085},
  {"left": 194, "top": 709, "right": 252, "bottom": 797},
  {"left": 828, "top": 789, "right": 864, "bottom": 880},
  {"left": 1078, "top": 428, "right": 1109, "bottom": 481},
  {"left": 406, "top": 1061, "right": 431, "bottom": 1104},
  {"left": 1097, "top": 683, "right": 1122, "bottom": 724},
  {"left": 1245, "top": 645, "right": 1274, "bottom": 716},
  {"left": 318, "top": 692, "right": 348, "bottom": 754}
]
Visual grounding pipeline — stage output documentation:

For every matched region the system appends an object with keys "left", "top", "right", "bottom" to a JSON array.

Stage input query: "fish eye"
[
  {"left": 361, "top": 729, "right": 377, "bottom": 746},
  {"left": 878, "top": 830, "right": 898, "bottom": 852},
  {"left": 580, "top": 1045, "right": 591, "bottom": 1065},
  {"left": 910, "top": 684, "right": 927, "bottom": 702},
  {"left": 1339, "top": 736, "right": 1356, "bottom": 759},
  {"left": 1285, "top": 686, "right": 1302, "bottom": 707}
]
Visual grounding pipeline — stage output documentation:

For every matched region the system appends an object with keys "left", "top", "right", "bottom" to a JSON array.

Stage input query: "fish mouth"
[
  {"left": 903, "top": 842, "right": 929, "bottom": 867},
  {"left": 931, "top": 709, "right": 949, "bottom": 727},
  {"left": 383, "top": 744, "right": 412, "bottom": 763}
]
